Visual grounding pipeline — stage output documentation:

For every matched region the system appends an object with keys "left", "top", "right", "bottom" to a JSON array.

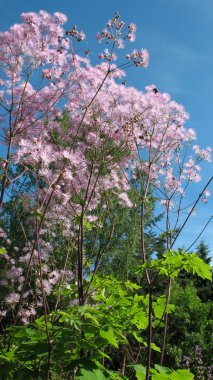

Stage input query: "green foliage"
[
  {"left": 193, "top": 241, "right": 213, "bottom": 302},
  {"left": 162, "top": 283, "right": 213, "bottom": 370},
  {"left": 85, "top": 184, "right": 165, "bottom": 281},
  {"left": 0, "top": 276, "right": 149, "bottom": 379},
  {"left": 1, "top": 270, "right": 203, "bottom": 379},
  {"left": 76, "top": 359, "right": 129, "bottom": 379},
  {"left": 1, "top": 245, "right": 211, "bottom": 379},
  {"left": 195, "top": 240, "right": 212, "bottom": 265},
  {"left": 153, "top": 295, "right": 175, "bottom": 321},
  {"left": 130, "top": 364, "right": 193, "bottom": 380},
  {"left": 141, "top": 249, "right": 212, "bottom": 280},
  {"left": 0, "top": 247, "right": 6, "bottom": 254}
]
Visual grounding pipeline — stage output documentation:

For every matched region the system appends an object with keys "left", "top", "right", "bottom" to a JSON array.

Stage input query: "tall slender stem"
[
  {"left": 146, "top": 286, "right": 153, "bottom": 380},
  {"left": 36, "top": 217, "right": 51, "bottom": 380},
  {"left": 121, "top": 348, "right": 127, "bottom": 376},
  {"left": 78, "top": 206, "right": 85, "bottom": 306},
  {"left": 160, "top": 277, "right": 172, "bottom": 365}
]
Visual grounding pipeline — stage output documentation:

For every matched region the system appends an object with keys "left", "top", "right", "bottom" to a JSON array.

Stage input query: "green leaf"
[
  {"left": 84, "top": 219, "right": 93, "bottom": 230},
  {"left": 132, "top": 311, "right": 148, "bottom": 330},
  {"left": 154, "top": 365, "right": 171, "bottom": 374},
  {"left": 77, "top": 368, "right": 108, "bottom": 380},
  {"left": 183, "top": 253, "right": 212, "bottom": 280},
  {"left": 159, "top": 268, "right": 168, "bottom": 276},
  {"left": 100, "top": 329, "right": 118, "bottom": 348},
  {"left": 124, "top": 280, "right": 141, "bottom": 290},
  {"left": 130, "top": 364, "right": 146, "bottom": 380},
  {"left": 151, "top": 343, "right": 161, "bottom": 352},
  {"left": 0, "top": 350, "right": 16, "bottom": 363},
  {"left": 0, "top": 247, "right": 6, "bottom": 255},
  {"left": 170, "top": 370, "right": 194, "bottom": 380},
  {"left": 105, "top": 369, "right": 128, "bottom": 379},
  {"left": 152, "top": 374, "right": 170, "bottom": 380},
  {"left": 153, "top": 304, "right": 165, "bottom": 319},
  {"left": 132, "top": 331, "right": 144, "bottom": 343}
]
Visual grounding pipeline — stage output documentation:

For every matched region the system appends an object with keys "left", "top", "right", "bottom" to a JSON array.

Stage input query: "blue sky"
[{"left": 0, "top": 0, "right": 212, "bottom": 257}]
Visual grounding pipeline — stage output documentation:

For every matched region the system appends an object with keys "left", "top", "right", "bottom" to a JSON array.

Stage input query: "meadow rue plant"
[{"left": 0, "top": 10, "right": 212, "bottom": 380}]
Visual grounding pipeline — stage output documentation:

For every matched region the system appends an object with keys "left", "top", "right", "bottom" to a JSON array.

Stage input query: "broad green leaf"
[
  {"left": 153, "top": 297, "right": 175, "bottom": 319},
  {"left": 152, "top": 374, "right": 170, "bottom": 380},
  {"left": 100, "top": 329, "right": 118, "bottom": 348},
  {"left": 0, "top": 350, "right": 16, "bottom": 363},
  {"left": 106, "top": 369, "right": 128, "bottom": 379},
  {"left": 170, "top": 370, "right": 194, "bottom": 380},
  {"left": 151, "top": 343, "right": 161, "bottom": 352},
  {"left": 132, "top": 311, "right": 148, "bottom": 330},
  {"left": 0, "top": 248, "right": 6, "bottom": 255},
  {"left": 131, "top": 364, "right": 146, "bottom": 380},
  {"left": 183, "top": 254, "right": 212, "bottom": 280},
  {"left": 133, "top": 294, "right": 145, "bottom": 303},
  {"left": 147, "top": 250, "right": 212, "bottom": 281},
  {"left": 154, "top": 365, "right": 171, "bottom": 373},
  {"left": 77, "top": 368, "right": 107, "bottom": 380},
  {"left": 153, "top": 304, "right": 165, "bottom": 319},
  {"left": 159, "top": 268, "right": 168, "bottom": 276},
  {"left": 96, "top": 349, "right": 110, "bottom": 360},
  {"left": 132, "top": 331, "right": 144, "bottom": 343},
  {"left": 124, "top": 280, "right": 141, "bottom": 290}
]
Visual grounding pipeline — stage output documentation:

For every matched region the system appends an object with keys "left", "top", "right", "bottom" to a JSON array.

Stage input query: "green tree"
[
  {"left": 196, "top": 241, "right": 212, "bottom": 265},
  {"left": 84, "top": 178, "right": 165, "bottom": 281},
  {"left": 194, "top": 241, "right": 213, "bottom": 302},
  {"left": 161, "top": 283, "right": 213, "bottom": 373}
]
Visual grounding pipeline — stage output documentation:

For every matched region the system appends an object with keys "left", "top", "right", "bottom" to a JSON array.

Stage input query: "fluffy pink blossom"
[
  {"left": 0, "top": 11, "right": 212, "bottom": 323},
  {"left": 204, "top": 189, "right": 211, "bottom": 197},
  {"left": 54, "top": 12, "right": 68, "bottom": 24},
  {"left": 118, "top": 192, "right": 133, "bottom": 208},
  {"left": 193, "top": 145, "right": 212, "bottom": 162},
  {"left": 128, "top": 23, "right": 137, "bottom": 32},
  {"left": 5, "top": 293, "right": 20, "bottom": 305}
]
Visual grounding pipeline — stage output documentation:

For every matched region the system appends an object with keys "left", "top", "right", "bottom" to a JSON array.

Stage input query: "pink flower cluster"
[
  {"left": 97, "top": 13, "right": 128, "bottom": 46},
  {"left": 193, "top": 145, "right": 212, "bottom": 162},
  {"left": 126, "top": 49, "right": 149, "bottom": 67},
  {"left": 0, "top": 229, "right": 73, "bottom": 323},
  {"left": 0, "top": 11, "right": 211, "bottom": 322},
  {"left": 96, "top": 13, "right": 143, "bottom": 65},
  {"left": 65, "top": 24, "right": 85, "bottom": 41}
]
